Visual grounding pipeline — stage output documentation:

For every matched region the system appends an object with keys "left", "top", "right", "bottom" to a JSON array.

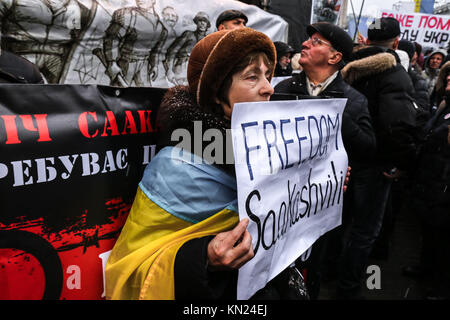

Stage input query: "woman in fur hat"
[{"left": 105, "top": 28, "right": 309, "bottom": 300}]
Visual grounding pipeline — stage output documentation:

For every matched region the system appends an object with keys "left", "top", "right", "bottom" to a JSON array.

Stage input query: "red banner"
[
  {"left": 0, "top": 84, "right": 166, "bottom": 299},
  {"left": 380, "top": 10, "right": 450, "bottom": 49}
]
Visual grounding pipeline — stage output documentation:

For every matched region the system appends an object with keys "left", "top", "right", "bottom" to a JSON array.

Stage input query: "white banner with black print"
[{"left": 0, "top": 0, "right": 288, "bottom": 87}]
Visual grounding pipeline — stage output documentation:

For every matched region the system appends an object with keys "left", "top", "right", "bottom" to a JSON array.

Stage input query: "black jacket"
[
  {"left": 274, "top": 71, "right": 376, "bottom": 165},
  {"left": 411, "top": 95, "right": 450, "bottom": 228},
  {"left": 411, "top": 62, "right": 450, "bottom": 228},
  {"left": 274, "top": 63, "right": 293, "bottom": 77},
  {"left": 0, "top": 50, "right": 43, "bottom": 84},
  {"left": 342, "top": 46, "right": 418, "bottom": 171},
  {"left": 409, "top": 65, "right": 430, "bottom": 112}
]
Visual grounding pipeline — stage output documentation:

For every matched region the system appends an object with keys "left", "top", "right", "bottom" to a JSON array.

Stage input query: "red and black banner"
[{"left": 0, "top": 84, "right": 166, "bottom": 300}]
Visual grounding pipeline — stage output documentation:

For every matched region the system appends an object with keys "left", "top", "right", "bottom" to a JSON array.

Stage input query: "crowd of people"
[
  {"left": 274, "top": 17, "right": 450, "bottom": 300},
  {"left": 2, "top": 8, "right": 449, "bottom": 301}
]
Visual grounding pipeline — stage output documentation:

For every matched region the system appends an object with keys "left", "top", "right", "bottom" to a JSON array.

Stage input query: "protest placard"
[
  {"left": 0, "top": 0, "right": 287, "bottom": 87},
  {"left": 231, "top": 98, "right": 348, "bottom": 299},
  {"left": 380, "top": 10, "right": 450, "bottom": 49}
]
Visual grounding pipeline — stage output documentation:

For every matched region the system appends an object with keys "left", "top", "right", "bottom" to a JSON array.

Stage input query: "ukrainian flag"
[{"left": 105, "top": 147, "right": 239, "bottom": 300}]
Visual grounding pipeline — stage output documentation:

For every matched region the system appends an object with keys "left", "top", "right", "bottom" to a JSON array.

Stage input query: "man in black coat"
[
  {"left": 274, "top": 22, "right": 376, "bottom": 299},
  {"left": 0, "top": 50, "right": 43, "bottom": 83},
  {"left": 339, "top": 17, "right": 419, "bottom": 298},
  {"left": 408, "top": 61, "right": 450, "bottom": 299}
]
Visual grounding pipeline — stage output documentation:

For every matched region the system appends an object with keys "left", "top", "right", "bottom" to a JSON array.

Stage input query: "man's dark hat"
[
  {"left": 306, "top": 22, "right": 353, "bottom": 63},
  {"left": 368, "top": 17, "right": 401, "bottom": 41},
  {"left": 398, "top": 39, "right": 415, "bottom": 59},
  {"left": 215, "top": 9, "right": 248, "bottom": 29}
]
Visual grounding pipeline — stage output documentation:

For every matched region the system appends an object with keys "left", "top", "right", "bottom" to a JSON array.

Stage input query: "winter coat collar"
[
  {"left": 283, "top": 71, "right": 346, "bottom": 98},
  {"left": 341, "top": 45, "right": 397, "bottom": 85},
  {"left": 156, "top": 85, "right": 230, "bottom": 140},
  {"left": 156, "top": 85, "right": 234, "bottom": 174}
]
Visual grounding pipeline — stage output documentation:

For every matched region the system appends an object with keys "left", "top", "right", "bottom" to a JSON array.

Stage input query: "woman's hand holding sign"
[
  {"left": 343, "top": 166, "right": 351, "bottom": 192},
  {"left": 207, "top": 218, "right": 254, "bottom": 271}
]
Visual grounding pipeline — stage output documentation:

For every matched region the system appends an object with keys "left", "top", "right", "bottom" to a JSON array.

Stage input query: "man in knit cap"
[
  {"left": 215, "top": 9, "right": 248, "bottom": 30},
  {"left": 337, "top": 17, "right": 419, "bottom": 298}
]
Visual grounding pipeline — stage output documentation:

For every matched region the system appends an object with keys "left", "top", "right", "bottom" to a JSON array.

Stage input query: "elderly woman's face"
[{"left": 220, "top": 56, "right": 274, "bottom": 119}]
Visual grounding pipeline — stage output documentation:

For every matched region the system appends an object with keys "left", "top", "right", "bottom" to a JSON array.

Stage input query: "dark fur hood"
[
  {"left": 155, "top": 85, "right": 234, "bottom": 173},
  {"left": 342, "top": 45, "right": 398, "bottom": 85},
  {"left": 156, "top": 85, "right": 230, "bottom": 137}
]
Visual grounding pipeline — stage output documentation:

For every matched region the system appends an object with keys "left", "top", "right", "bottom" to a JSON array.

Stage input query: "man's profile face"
[
  {"left": 299, "top": 32, "right": 334, "bottom": 70},
  {"left": 218, "top": 18, "right": 246, "bottom": 31}
]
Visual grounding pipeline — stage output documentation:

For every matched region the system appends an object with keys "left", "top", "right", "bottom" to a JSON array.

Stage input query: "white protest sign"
[
  {"left": 231, "top": 98, "right": 348, "bottom": 300},
  {"left": 379, "top": 10, "right": 450, "bottom": 49}
]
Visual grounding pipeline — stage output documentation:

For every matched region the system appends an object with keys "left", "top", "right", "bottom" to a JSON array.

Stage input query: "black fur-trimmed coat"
[{"left": 342, "top": 46, "right": 418, "bottom": 172}]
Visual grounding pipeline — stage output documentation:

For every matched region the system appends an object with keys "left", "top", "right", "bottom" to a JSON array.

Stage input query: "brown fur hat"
[{"left": 187, "top": 27, "right": 276, "bottom": 111}]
